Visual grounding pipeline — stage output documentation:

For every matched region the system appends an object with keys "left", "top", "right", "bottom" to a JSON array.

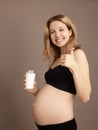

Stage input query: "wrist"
[{"left": 33, "top": 87, "right": 40, "bottom": 96}]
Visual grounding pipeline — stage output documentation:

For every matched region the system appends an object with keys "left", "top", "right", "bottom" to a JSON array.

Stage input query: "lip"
[{"left": 55, "top": 38, "right": 64, "bottom": 42}]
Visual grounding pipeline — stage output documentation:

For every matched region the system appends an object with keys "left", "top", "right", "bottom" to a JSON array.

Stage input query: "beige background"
[{"left": 0, "top": 0, "right": 97, "bottom": 130}]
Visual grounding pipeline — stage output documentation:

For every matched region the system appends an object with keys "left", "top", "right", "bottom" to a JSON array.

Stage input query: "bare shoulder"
[
  {"left": 74, "top": 49, "right": 86, "bottom": 57},
  {"left": 74, "top": 49, "right": 87, "bottom": 62},
  {"left": 74, "top": 49, "right": 89, "bottom": 72}
]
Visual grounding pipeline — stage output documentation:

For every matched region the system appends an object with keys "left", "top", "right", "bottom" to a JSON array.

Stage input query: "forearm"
[{"left": 72, "top": 65, "right": 91, "bottom": 102}]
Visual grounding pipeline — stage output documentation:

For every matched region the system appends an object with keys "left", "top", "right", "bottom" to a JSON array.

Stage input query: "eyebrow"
[{"left": 50, "top": 26, "right": 65, "bottom": 31}]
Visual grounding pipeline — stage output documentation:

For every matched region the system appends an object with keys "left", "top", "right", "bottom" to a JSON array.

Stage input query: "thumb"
[{"left": 70, "top": 47, "right": 74, "bottom": 55}]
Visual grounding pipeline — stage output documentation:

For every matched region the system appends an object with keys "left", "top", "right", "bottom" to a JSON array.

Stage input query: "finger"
[
  {"left": 60, "top": 54, "right": 66, "bottom": 62},
  {"left": 22, "top": 79, "right": 26, "bottom": 87},
  {"left": 60, "top": 54, "right": 67, "bottom": 66},
  {"left": 24, "top": 88, "right": 33, "bottom": 93},
  {"left": 60, "top": 54, "right": 66, "bottom": 58},
  {"left": 34, "top": 81, "right": 37, "bottom": 85}
]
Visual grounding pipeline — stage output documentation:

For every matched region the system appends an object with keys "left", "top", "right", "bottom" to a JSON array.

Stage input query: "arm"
[
  {"left": 61, "top": 48, "right": 92, "bottom": 102},
  {"left": 71, "top": 49, "right": 92, "bottom": 102}
]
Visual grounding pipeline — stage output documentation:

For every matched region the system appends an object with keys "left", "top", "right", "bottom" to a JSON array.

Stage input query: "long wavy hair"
[{"left": 42, "top": 14, "right": 81, "bottom": 66}]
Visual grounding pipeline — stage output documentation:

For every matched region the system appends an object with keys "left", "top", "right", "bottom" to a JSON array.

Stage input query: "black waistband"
[{"left": 36, "top": 118, "right": 77, "bottom": 130}]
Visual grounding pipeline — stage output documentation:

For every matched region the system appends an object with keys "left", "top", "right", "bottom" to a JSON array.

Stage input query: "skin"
[
  {"left": 49, "top": 20, "right": 72, "bottom": 53},
  {"left": 49, "top": 21, "right": 91, "bottom": 102},
  {"left": 23, "top": 20, "right": 92, "bottom": 125}
]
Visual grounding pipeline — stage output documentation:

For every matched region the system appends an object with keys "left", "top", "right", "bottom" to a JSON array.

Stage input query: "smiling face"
[{"left": 49, "top": 20, "right": 72, "bottom": 48}]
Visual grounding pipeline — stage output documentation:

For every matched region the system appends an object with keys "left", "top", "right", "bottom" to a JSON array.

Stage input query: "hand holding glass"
[{"left": 25, "top": 70, "right": 36, "bottom": 89}]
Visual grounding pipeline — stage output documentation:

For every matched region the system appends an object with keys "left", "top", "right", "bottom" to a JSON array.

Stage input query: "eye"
[
  {"left": 59, "top": 28, "right": 64, "bottom": 31},
  {"left": 50, "top": 30, "right": 55, "bottom": 34}
]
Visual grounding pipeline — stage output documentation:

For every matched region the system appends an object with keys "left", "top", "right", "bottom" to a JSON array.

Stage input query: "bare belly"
[{"left": 32, "top": 84, "right": 75, "bottom": 125}]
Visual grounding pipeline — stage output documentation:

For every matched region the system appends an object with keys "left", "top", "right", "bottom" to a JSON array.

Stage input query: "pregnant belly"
[{"left": 32, "top": 84, "right": 74, "bottom": 125}]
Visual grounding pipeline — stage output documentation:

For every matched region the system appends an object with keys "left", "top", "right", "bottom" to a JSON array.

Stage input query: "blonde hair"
[{"left": 43, "top": 14, "right": 81, "bottom": 66}]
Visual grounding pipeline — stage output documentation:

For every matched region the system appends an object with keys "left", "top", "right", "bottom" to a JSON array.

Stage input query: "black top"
[{"left": 45, "top": 65, "right": 76, "bottom": 94}]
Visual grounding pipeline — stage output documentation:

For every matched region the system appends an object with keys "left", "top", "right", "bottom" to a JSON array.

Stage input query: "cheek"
[
  {"left": 64, "top": 31, "right": 69, "bottom": 36},
  {"left": 50, "top": 35, "right": 55, "bottom": 42},
  {"left": 64, "top": 32, "right": 71, "bottom": 39}
]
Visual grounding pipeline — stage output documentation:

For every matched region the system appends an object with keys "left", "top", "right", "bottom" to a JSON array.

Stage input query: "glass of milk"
[{"left": 25, "top": 70, "right": 36, "bottom": 89}]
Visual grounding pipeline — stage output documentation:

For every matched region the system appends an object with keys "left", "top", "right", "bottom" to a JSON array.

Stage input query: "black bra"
[{"left": 45, "top": 65, "right": 76, "bottom": 94}]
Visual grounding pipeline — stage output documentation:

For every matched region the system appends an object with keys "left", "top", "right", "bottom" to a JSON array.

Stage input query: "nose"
[{"left": 55, "top": 30, "right": 60, "bottom": 37}]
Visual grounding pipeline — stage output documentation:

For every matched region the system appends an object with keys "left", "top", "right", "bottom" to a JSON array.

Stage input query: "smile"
[{"left": 55, "top": 38, "right": 64, "bottom": 42}]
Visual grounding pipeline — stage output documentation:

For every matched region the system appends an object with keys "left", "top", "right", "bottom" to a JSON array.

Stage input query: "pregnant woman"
[{"left": 24, "top": 14, "right": 92, "bottom": 130}]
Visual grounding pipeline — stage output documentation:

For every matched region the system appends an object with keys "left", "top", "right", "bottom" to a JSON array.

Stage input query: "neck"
[{"left": 60, "top": 46, "right": 66, "bottom": 55}]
